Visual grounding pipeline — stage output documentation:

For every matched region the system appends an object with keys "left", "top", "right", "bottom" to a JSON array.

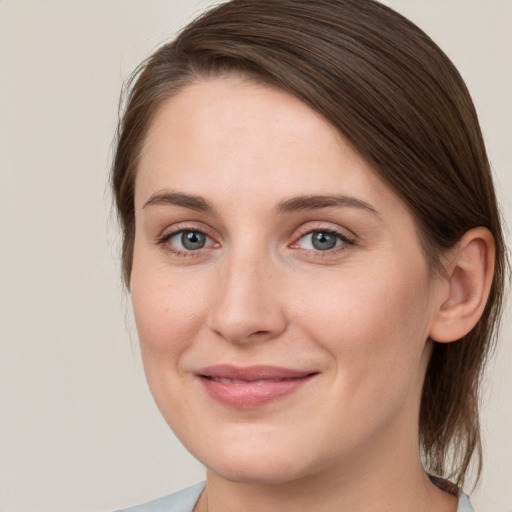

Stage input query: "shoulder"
[
  {"left": 428, "top": 476, "right": 474, "bottom": 512},
  {"left": 114, "top": 482, "right": 206, "bottom": 512},
  {"left": 457, "top": 492, "right": 474, "bottom": 512},
  {"left": 114, "top": 481, "right": 473, "bottom": 512}
]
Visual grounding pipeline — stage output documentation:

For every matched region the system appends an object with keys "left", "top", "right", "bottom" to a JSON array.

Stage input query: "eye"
[
  {"left": 158, "top": 228, "right": 217, "bottom": 254},
  {"left": 292, "top": 229, "right": 350, "bottom": 252}
]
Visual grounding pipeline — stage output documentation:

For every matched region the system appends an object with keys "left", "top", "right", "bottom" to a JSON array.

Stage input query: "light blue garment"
[
  {"left": 458, "top": 491, "right": 475, "bottom": 512},
  {"left": 116, "top": 481, "right": 475, "bottom": 511},
  {"left": 115, "top": 482, "right": 205, "bottom": 512}
]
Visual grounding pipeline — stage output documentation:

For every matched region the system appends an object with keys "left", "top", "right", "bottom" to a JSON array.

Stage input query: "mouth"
[{"left": 196, "top": 365, "right": 319, "bottom": 409}]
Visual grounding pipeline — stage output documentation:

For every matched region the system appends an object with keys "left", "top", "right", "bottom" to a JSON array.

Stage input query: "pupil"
[
  {"left": 181, "top": 231, "right": 205, "bottom": 250},
  {"left": 312, "top": 232, "right": 337, "bottom": 250}
]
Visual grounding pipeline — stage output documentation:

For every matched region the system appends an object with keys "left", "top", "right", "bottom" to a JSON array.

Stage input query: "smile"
[{"left": 197, "top": 365, "right": 318, "bottom": 409}]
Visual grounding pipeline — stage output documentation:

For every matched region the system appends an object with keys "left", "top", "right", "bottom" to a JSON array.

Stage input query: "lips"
[{"left": 197, "top": 365, "right": 318, "bottom": 408}]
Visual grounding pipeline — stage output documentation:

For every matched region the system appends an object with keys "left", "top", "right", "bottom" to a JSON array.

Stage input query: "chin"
[
  {"left": 207, "top": 457, "right": 309, "bottom": 486},
  {"left": 188, "top": 428, "right": 323, "bottom": 486}
]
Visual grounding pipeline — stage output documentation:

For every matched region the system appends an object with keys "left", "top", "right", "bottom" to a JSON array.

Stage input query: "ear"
[{"left": 429, "top": 227, "right": 495, "bottom": 343}]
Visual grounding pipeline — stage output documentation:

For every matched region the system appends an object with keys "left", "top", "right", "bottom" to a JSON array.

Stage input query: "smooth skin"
[{"left": 131, "top": 77, "right": 494, "bottom": 512}]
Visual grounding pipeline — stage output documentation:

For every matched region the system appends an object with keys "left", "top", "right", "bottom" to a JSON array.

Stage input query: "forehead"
[
  {"left": 139, "top": 77, "right": 343, "bottom": 177},
  {"left": 135, "top": 77, "right": 408, "bottom": 222}
]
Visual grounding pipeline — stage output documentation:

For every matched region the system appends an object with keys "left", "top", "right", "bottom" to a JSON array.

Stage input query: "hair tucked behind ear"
[{"left": 112, "top": 0, "right": 508, "bottom": 491}]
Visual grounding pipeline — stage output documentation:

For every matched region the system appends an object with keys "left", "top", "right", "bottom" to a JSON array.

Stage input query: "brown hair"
[{"left": 111, "top": 0, "right": 507, "bottom": 492}]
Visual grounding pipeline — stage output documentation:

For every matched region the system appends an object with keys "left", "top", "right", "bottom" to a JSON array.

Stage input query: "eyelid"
[
  {"left": 289, "top": 224, "right": 355, "bottom": 253},
  {"left": 155, "top": 223, "right": 220, "bottom": 256},
  {"left": 293, "top": 222, "right": 355, "bottom": 241}
]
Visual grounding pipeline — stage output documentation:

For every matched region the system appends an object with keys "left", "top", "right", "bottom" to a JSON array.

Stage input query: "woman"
[{"left": 111, "top": 1, "right": 507, "bottom": 510}]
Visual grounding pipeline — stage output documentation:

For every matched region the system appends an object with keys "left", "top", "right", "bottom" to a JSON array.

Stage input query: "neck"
[
  {"left": 194, "top": 344, "right": 457, "bottom": 512},
  {"left": 196, "top": 430, "right": 457, "bottom": 512}
]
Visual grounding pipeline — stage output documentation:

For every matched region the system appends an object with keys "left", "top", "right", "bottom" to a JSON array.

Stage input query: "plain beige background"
[{"left": 0, "top": 1, "right": 510, "bottom": 511}]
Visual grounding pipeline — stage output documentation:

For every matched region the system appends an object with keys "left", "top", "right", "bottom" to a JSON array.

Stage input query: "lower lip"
[{"left": 199, "top": 375, "right": 316, "bottom": 409}]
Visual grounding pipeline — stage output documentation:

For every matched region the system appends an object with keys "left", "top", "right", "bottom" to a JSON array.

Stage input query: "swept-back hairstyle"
[{"left": 112, "top": 0, "right": 507, "bottom": 492}]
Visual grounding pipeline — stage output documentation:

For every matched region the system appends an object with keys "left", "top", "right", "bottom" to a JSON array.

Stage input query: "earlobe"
[{"left": 429, "top": 227, "right": 495, "bottom": 343}]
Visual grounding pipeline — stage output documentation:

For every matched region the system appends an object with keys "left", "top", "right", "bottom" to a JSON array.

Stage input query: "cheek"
[
  {"left": 130, "top": 250, "right": 209, "bottom": 361},
  {"left": 129, "top": 256, "right": 214, "bottom": 423},
  {"left": 296, "top": 265, "right": 433, "bottom": 436},
  {"left": 293, "top": 261, "right": 433, "bottom": 381}
]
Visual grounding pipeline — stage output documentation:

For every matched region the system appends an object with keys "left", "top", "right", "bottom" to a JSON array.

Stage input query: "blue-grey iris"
[
  {"left": 182, "top": 231, "right": 206, "bottom": 250},
  {"left": 312, "top": 231, "right": 337, "bottom": 250}
]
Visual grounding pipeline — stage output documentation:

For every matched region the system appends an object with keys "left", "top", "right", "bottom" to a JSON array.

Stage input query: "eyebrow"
[
  {"left": 142, "top": 191, "right": 378, "bottom": 217},
  {"left": 142, "top": 191, "right": 216, "bottom": 213},
  {"left": 276, "top": 195, "right": 379, "bottom": 216}
]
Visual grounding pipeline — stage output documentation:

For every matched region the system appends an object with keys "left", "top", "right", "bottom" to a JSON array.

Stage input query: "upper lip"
[{"left": 197, "top": 364, "right": 318, "bottom": 381}]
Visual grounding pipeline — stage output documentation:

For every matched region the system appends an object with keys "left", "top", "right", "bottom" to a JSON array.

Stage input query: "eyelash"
[
  {"left": 155, "top": 225, "right": 354, "bottom": 258},
  {"left": 290, "top": 226, "right": 354, "bottom": 255},
  {"left": 155, "top": 226, "right": 216, "bottom": 257}
]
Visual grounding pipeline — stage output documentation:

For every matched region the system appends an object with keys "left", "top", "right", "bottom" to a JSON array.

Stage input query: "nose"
[{"left": 207, "top": 249, "right": 288, "bottom": 344}]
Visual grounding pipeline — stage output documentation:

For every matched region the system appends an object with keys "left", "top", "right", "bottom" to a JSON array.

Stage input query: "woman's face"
[{"left": 131, "top": 77, "right": 445, "bottom": 484}]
